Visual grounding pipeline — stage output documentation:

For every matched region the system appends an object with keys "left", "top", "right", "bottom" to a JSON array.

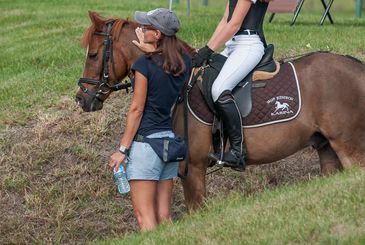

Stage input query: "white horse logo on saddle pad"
[
  {"left": 271, "top": 100, "right": 294, "bottom": 116},
  {"left": 274, "top": 101, "right": 289, "bottom": 112}
]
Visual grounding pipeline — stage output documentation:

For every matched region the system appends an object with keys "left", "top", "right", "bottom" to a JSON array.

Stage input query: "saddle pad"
[{"left": 187, "top": 62, "right": 301, "bottom": 128}]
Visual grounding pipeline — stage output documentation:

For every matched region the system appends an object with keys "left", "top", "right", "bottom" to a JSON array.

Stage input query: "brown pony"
[{"left": 76, "top": 12, "right": 365, "bottom": 210}]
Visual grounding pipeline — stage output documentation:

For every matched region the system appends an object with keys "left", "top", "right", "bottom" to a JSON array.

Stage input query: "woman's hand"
[
  {"left": 109, "top": 151, "right": 126, "bottom": 171},
  {"left": 132, "top": 27, "right": 156, "bottom": 53},
  {"left": 192, "top": 45, "right": 214, "bottom": 67}
]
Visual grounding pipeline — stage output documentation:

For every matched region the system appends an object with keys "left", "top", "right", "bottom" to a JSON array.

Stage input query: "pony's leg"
[
  {"left": 321, "top": 117, "right": 365, "bottom": 169},
  {"left": 323, "top": 124, "right": 365, "bottom": 168},
  {"left": 317, "top": 144, "right": 343, "bottom": 175},
  {"left": 329, "top": 139, "right": 365, "bottom": 169},
  {"left": 173, "top": 104, "right": 212, "bottom": 210},
  {"left": 181, "top": 163, "right": 207, "bottom": 211}
]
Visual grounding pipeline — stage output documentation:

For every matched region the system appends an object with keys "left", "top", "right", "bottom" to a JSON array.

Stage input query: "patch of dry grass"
[
  {"left": 0, "top": 92, "right": 320, "bottom": 244},
  {"left": 0, "top": 93, "right": 136, "bottom": 243}
]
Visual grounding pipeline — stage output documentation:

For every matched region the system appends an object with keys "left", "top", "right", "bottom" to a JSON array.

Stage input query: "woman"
[
  {"left": 108, "top": 8, "right": 191, "bottom": 231},
  {"left": 193, "top": 0, "right": 271, "bottom": 171}
]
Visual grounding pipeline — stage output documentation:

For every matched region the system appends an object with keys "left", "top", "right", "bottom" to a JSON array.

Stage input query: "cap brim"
[{"left": 134, "top": 11, "right": 151, "bottom": 25}]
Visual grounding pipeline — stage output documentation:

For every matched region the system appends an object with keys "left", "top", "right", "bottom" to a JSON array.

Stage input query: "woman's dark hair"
[{"left": 157, "top": 34, "right": 187, "bottom": 77}]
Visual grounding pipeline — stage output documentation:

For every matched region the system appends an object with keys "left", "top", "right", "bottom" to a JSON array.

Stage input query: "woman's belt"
[{"left": 235, "top": 29, "right": 258, "bottom": 35}]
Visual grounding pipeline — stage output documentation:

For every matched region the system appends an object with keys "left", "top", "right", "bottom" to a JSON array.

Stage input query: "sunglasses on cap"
[{"left": 141, "top": 26, "right": 157, "bottom": 33}]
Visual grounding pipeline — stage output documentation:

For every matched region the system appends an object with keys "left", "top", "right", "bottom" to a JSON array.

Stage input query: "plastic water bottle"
[{"left": 113, "top": 165, "right": 130, "bottom": 194}]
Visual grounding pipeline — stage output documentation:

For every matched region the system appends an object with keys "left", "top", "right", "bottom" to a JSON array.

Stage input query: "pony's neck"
[
  {"left": 179, "top": 39, "right": 196, "bottom": 56},
  {"left": 115, "top": 19, "right": 196, "bottom": 79}
]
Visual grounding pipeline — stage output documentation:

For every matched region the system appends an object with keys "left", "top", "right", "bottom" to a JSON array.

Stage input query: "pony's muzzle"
[
  {"left": 75, "top": 94, "right": 85, "bottom": 108},
  {"left": 75, "top": 92, "right": 103, "bottom": 112}
]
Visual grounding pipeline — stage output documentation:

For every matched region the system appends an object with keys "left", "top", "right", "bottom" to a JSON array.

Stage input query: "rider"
[{"left": 193, "top": 0, "right": 271, "bottom": 171}]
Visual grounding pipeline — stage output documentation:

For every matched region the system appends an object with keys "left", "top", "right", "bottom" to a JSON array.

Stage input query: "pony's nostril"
[{"left": 75, "top": 95, "right": 84, "bottom": 106}]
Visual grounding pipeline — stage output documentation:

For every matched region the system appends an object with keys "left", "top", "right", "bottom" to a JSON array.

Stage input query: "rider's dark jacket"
[{"left": 228, "top": 0, "right": 269, "bottom": 47}]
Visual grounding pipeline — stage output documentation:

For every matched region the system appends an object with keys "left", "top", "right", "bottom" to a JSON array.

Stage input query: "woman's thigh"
[{"left": 130, "top": 180, "right": 158, "bottom": 223}]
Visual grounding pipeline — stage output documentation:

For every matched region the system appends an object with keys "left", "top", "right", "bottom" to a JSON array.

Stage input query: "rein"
[
  {"left": 177, "top": 68, "right": 226, "bottom": 178},
  {"left": 78, "top": 20, "right": 131, "bottom": 100},
  {"left": 176, "top": 68, "right": 198, "bottom": 179}
]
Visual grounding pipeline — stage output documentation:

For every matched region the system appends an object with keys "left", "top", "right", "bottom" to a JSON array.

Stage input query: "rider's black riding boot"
[{"left": 209, "top": 91, "right": 247, "bottom": 171}]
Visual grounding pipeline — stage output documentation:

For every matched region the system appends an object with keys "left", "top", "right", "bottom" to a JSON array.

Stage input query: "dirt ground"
[{"left": 0, "top": 93, "right": 320, "bottom": 244}]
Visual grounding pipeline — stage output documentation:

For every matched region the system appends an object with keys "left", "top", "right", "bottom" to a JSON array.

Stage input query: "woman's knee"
[
  {"left": 134, "top": 208, "right": 157, "bottom": 229},
  {"left": 157, "top": 210, "right": 171, "bottom": 224}
]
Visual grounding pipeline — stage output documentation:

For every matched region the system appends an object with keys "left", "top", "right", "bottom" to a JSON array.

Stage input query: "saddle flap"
[
  {"left": 233, "top": 81, "right": 252, "bottom": 118},
  {"left": 200, "top": 53, "right": 228, "bottom": 113},
  {"left": 208, "top": 53, "right": 227, "bottom": 71}
]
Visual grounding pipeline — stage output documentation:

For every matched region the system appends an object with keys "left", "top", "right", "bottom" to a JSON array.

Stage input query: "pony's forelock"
[
  {"left": 80, "top": 16, "right": 132, "bottom": 49},
  {"left": 80, "top": 24, "right": 95, "bottom": 49},
  {"left": 112, "top": 18, "right": 130, "bottom": 42}
]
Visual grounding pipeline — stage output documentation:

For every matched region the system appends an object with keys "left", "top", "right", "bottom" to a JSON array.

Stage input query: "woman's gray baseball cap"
[{"left": 135, "top": 8, "right": 180, "bottom": 36}]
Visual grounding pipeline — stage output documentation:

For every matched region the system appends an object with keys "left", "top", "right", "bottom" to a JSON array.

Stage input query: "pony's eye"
[{"left": 88, "top": 52, "right": 98, "bottom": 59}]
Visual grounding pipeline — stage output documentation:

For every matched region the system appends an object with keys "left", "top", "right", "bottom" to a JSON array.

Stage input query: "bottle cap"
[{"left": 113, "top": 165, "right": 122, "bottom": 173}]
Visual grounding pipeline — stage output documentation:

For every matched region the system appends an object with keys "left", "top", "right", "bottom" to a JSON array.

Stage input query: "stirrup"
[
  {"left": 208, "top": 153, "right": 225, "bottom": 166},
  {"left": 208, "top": 152, "right": 246, "bottom": 172}
]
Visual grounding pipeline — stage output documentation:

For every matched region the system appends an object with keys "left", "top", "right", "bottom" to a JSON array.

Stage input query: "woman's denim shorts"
[{"left": 125, "top": 131, "right": 179, "bottom": 181}]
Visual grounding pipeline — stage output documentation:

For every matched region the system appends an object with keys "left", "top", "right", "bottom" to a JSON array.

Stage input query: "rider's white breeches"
[{"left": 211, "top": 34, "right": 265, "bottom": 102}]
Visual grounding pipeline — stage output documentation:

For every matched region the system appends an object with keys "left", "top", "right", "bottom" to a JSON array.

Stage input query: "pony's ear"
[{"left": 88, "top": 10, "right": 105, "bottom": 31}]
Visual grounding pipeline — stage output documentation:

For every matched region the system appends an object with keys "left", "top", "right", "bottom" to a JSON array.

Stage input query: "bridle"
[{"left": 78, "top": 20, "right": 131, "bottom": 101}]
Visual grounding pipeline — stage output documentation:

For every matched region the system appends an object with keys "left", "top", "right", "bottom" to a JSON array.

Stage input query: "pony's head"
[{"left": 75, "top": 11, "right": 140, "bottom": 112}]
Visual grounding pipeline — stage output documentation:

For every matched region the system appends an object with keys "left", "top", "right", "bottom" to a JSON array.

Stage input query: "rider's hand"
[
  {"left": 132, "top": 27, "right": 156, "bottom": 53},
  {"left": 108, "top": 151, "right": 126, "bottom": 172},
  {"left": 192, "top": 45, "right": 214, "bottom": 67}
]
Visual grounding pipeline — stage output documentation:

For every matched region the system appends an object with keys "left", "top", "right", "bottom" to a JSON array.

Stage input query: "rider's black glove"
[{"left": 192, "top": 45, "right": 214, "bottom": 67}]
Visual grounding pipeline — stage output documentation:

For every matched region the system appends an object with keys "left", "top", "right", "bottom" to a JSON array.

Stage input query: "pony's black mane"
[
  {"left": 279, "top": 51, "right": 329, "bottom": 63},
  {"left": 343, "top": 54, "right": 363, "bottom": 64},
  {"left": 279, "top": 51, "right": 363, "bottom": 64}
]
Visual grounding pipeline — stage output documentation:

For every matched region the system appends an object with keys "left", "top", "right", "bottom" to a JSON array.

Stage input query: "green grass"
[
  {"left": 99, "top": 168, "right": 365, "bottom": 244},
  {"left": 0, "top": 0, "right": 364, "bottom": 127}
]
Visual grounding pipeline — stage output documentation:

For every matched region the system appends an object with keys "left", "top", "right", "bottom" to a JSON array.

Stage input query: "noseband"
[{"left": 78, "top": 21, "right": 131, "bottom": 100}]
